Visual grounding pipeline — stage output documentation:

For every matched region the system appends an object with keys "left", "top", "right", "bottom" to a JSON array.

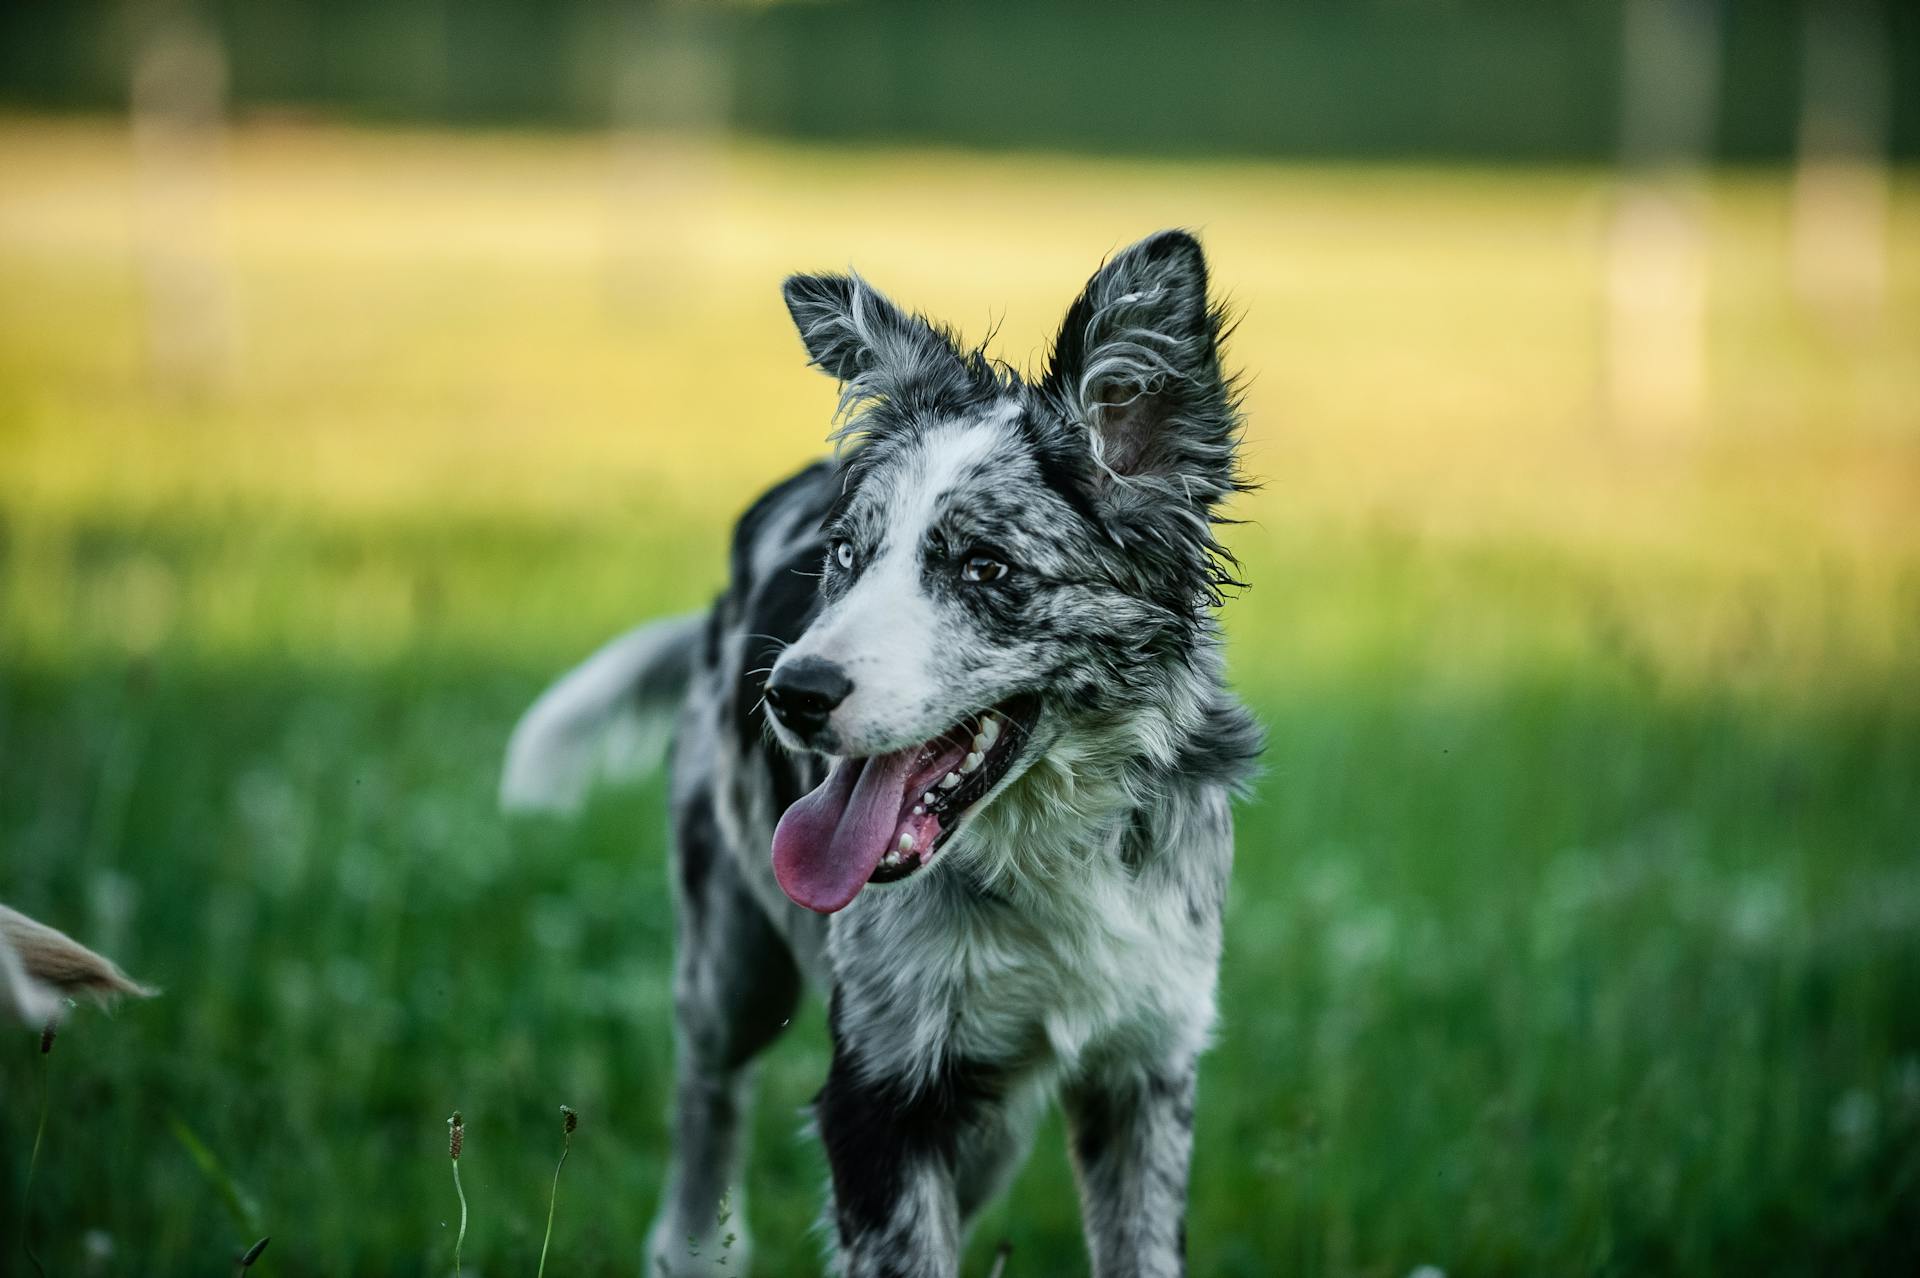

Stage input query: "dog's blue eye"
[
  {"left": 961, "top": 555, "right": 1009, "bottom": 584},
  {"left": 835, "top": 542, "right": 855, "bottom": 571}
]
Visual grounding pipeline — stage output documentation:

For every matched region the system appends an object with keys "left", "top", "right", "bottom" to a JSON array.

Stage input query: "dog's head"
[{"left": 765, "top": 230, "right": 1246, "bottom": 913}]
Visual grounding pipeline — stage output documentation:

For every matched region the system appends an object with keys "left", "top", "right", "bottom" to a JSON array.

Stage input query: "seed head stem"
[
  {"left": 21, "top": 1020, "right": 55, "bottom": 1278},
  {"left": 536, "top": 1107, "right": 576, "bottom": 1278},
  {"left": 448, "top": 1112, "right": 467, "bottom": 1276}
]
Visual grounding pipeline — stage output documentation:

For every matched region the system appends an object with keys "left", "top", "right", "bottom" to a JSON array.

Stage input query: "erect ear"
[
  {"left": 781, "top": 270, "right": 969, "bottom": 393},
  {"left": 1041, "top": 230, "right": 1238, "bottom": 490}
]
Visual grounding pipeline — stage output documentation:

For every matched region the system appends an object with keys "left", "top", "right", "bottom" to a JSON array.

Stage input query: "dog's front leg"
[
  {"left": 815, "top": 1043, "right": 1003, "bottom": 1278},
  {"left": 1063, "top": 1059, "right": 1198, "bottom": 1278}
]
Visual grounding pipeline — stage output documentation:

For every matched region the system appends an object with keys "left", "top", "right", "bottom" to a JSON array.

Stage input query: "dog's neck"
[{"left": 954, "top": 667, "right": 1225, "bottom": 897}]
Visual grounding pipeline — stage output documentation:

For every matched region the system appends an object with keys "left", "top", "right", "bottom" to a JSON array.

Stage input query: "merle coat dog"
[{"left": 502, "top": 229, "right": 1259, "bottom": 1278}]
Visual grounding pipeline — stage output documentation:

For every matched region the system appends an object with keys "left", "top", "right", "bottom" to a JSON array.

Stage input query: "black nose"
[{"left": 764, "top": 657, "right": 853, "bottom": 738}]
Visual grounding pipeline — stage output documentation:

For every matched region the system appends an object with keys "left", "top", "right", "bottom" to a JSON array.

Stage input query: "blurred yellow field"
[{"left": 3, "top": 119, "right": 1915, "bottom": 675}]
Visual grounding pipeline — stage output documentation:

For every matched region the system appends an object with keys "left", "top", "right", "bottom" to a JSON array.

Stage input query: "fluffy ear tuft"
[
  {"left": 781, "top": 273, "right": 866, "bottom": 382},
  {"left": 780, "top": 270, "right": 968, "bottom": 397},
  {"left": 1042, "top": 230, "right": 1239, "bottom": 490}
]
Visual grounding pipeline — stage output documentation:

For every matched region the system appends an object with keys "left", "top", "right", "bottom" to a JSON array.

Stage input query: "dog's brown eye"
[{"left": 961, "top": 555, "right": 1009, "bottom": 584}]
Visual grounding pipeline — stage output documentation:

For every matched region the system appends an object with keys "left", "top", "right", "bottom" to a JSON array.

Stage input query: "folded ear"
[
  {"left": 781, "top": 271, "right": 969, "bottom": 394},
  {"left": 1042, "top": 230, "right": 1238, "bottom": 491}
]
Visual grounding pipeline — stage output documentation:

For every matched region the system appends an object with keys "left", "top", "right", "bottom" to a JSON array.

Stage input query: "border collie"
[{"left": 502, "top": 229, "right": 1259, "bottom": 1278}]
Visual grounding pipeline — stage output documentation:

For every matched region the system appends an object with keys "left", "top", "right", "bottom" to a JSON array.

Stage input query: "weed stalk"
[
  {"left": 536, "top": 1105, "right": 577, "bottom": 1278},
  {"left": 21, "top": 1018, "right": 56, "bottom": 1278},
  {"left": 448, "top": 1112, "right": 467, "bottom": 1276}
]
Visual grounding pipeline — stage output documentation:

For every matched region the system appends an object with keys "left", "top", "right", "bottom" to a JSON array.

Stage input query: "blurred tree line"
[{"left": 0, "top": 0, "right": 1912, "bottom": 160}]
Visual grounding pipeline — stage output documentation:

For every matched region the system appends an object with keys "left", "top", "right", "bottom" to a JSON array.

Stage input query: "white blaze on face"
[{"left": 789, "top": 408, "right": 1016, "bottom": 757}]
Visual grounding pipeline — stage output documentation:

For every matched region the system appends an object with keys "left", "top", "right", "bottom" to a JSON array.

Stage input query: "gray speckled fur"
[{"left": 506, "top": 231, "right": 1259, "bottom": 1278}]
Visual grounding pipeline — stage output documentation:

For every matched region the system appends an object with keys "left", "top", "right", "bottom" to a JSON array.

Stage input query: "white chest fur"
[{"left": 828, "top": 844, "right": 1222, "bottom": 1089}]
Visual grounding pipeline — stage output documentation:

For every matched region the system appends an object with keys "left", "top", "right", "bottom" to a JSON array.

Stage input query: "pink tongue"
[{"left": 772, "top": 748, "right": 920, "bottom": 914}]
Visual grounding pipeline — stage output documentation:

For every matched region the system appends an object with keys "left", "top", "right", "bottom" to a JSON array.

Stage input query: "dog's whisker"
[{"left": 933, "top": 725, "right": 974, "bottom": 754}]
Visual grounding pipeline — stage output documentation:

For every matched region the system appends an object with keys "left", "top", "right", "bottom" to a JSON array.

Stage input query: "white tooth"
[
  {"left": 912, "top": 805, "right": 924, "bottom": 815},
  {"left": 940, "top": 773, "right": 960, "bottom": 789},
  {"left": 882, "top": 851, "right": 900, "bottom": 868},
  {"left": 980, "top": 717, "right": 1000, "bottom": 745},
  {"left": 972, "top": 734, "right": 988, "bottom": 753},
  {"left": 961, "top": 752, "right": 982, "bottom": 773},
  {"left": 922, "top": 792, "right": 936, "bottom": 806},
  {"left": 898, "top": 832, "right": 915, "bottom": 853}
]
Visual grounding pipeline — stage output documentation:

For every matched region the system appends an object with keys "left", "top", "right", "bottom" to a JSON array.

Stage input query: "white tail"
[
  {"left": 500, "top": 612, "right": 705, "bottom": 816},
  {"left": 0, "top": 903, "right": 155, "bottom": 1027}
]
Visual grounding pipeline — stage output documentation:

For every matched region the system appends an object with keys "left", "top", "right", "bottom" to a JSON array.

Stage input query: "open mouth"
[{"left": 771, "top": 694, "right": 1038, "bottom": 913}]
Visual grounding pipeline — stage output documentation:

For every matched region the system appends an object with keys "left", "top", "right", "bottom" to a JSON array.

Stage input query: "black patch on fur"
[
  {"left": 732, "top": 547, "right": 822, "bottom": 747},
  {"left": 700, "top": 599, "right": 726, "bottom": 671},
  {"left": 1067, "top": 1080, "right": 1115, "bottom": 1171},
  {"left": 673, "top": 783, "right": 721, "bottom": 925},
  {"left": 671, "top": 791, "right": 804, "bottom": 1071},
  {"left": 1172, "top": 696, "right": 1265, "bottom": 793},
  {"left": 708, "top": 883, "right": 803, "bottom": 1073},
  {"left": 719, "top": 460, "right": 839, "bottom": 813},
  {"left": 741, "top": 546, "right": 830, "bottom": 813},
  {"left": 728, "top": 458, "right": 835, "bottom": 593},
  {"left": 1012, "top": 406, "right": 1108, "bottom": 537},
  {"left": 816, "top": 996, "right": 1005, "bottom": 1248},
  {"left": 1148, "top": 1069, "right": 1197, "bottom": 1131},
  {"left": 1066, "top": 1069, "right": 1197, "bottom": 1169}
]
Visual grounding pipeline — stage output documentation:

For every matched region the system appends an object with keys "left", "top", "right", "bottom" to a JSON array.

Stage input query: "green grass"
[{"left": 1, "top": 117, "right": 1918, "bottom": 1275}]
